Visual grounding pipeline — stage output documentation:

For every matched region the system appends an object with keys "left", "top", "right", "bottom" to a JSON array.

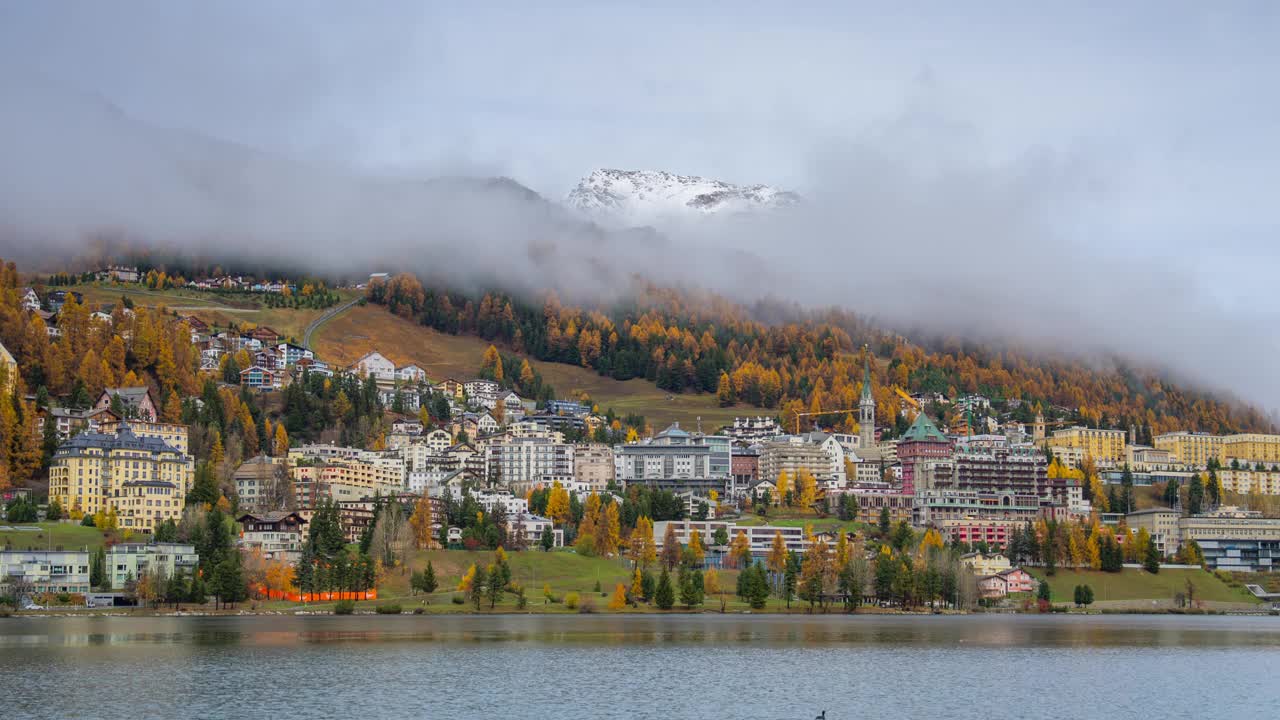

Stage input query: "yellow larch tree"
[
  {"left": 545, "top": 481, "right": 571, "bottom": 525},
  {"left": 729, "top": 531, "right": 752, "bottom": 569},
  {"left": 273, "top": 423, "right": 290, "bottom": 457},
  {"left": 688, "top": 529, "right": 705, "bottom": 564},
  {"left": 797, "top": 469, "right": 817, "bottom": 508},
  {"left": 457, "top": 563, "right": 477, "bottom": 592},
  {"left": 776, "top": 471, "right": 791, "bottom": 506},
  {"left": 608, "top": 583, "right": 628, "bottom": 610},
  {"left": 767, "top": 531, "right": 788, "bottom": 574},
  {"left": 409, "top": 495, "right": 436, "bottom": 549}
]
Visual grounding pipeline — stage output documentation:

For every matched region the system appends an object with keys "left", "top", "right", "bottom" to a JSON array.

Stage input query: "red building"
[
  {"left": 896, "top": 413, "right": 952, "bottom": 495},
  {"left": 938, "top": 517, "right": 1022, "bottom": 550},
  {"left": 731, "top": 450, "right": 759, "bottom": 492}
]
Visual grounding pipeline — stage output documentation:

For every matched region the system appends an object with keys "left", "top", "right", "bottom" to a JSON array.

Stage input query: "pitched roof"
[
  {"left": 657, "top": 422, "right": 689, "bottom": 438},
  {"left": 101, "top": 387, "right": 152, "bottom": 405},
  {"left": 238, "top": 511, "right": 307, "bottom": 524},
  {"left": 55, "top": 424, "right": 183, "bottom": 456},
  {"left": 900, "top": 412, "right": 949, "bottom": 444}
]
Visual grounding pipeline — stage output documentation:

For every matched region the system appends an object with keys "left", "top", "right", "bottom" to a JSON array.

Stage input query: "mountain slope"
[
  {"left": 311, "top": 303, "right": 743, "bottom": 430},
  {"left": 565, "top": 168, "right": 799, "bottom": 227}
]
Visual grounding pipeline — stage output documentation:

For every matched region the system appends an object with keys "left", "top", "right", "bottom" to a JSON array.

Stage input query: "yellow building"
[
  {"left": 0, "top": 339, "right": 16, "bottom": 394},
  {"left": 96, "top": 415, "right": 190, "bottom": 454},
  {"left": 961, "top": 552, "right": 1012, "bottom": 577},
  {"left": 1153, "top": 432, "right": 1223, "bottom": 469},
  {"left": 1217, "top": 469, "right": 1280, "bottom": 496},
  {"left": 1047, "top": 426, "right": 1126, "bottom": 465},
  {"left": 290, "top": 460, "right": 403, "bottom": 498},
  {"left": 48, "top": 425, "right": 193, "bottom": 532},
  {"left": 1221, "top": 434, "right": 1280, "bottom": 466}
]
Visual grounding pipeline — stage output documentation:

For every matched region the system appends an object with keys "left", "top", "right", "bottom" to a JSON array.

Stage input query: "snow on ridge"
[{"left": 565, "top": 168, "right": 798, "bottom": 226}]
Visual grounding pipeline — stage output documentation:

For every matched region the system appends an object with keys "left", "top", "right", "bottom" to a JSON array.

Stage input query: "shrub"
[
  {"left": 451, "top": 596, "right": 465, "bottom": 605},
  {"left": 334, "top": 600, "right": 356, "bottom": 615},
  {"left": 375, "top": 604, "right": 403, "bottom": 615},
  {"left": 413, "top": 607, "right": 425, "bottom": 615},
  {"left": 577, "top": 596, "right": 596, "bottom": 614},
  {"left": 564, "top": 592, "right": 580, "bottom": 610}
]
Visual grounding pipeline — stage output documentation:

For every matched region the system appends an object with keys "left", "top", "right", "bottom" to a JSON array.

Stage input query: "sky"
[{"left": 0, "top": 2, "right": 1278, "bottom": 411}]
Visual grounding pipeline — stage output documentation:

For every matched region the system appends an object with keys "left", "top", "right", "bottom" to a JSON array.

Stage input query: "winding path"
[{"left": 302, "top": 296, "right": 362, "bottom": 350}]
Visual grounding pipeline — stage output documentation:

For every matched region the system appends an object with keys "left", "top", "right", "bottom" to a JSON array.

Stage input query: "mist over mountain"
[{"left": 0, "top": 69, "right": 1276, "bottom": 419}]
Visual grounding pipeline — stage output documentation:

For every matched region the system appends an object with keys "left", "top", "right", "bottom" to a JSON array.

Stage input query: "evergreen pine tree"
[
  {"left": 1187, "top": 474, "right": 1205, "bottom": 516},
  {"left": 655, "top": 567, "right": 675, "bottom": 610},
  {"left": 423, "top": 561, "right": 438, "bottom": 593}
]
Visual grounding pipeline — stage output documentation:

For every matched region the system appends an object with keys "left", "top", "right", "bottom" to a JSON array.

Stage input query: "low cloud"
[{"left": 0, "top": 66, "right": 1275, "bottom": 418}]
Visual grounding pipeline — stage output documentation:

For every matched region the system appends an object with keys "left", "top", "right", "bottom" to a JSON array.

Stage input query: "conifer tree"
[{"left": 655, "top": 567, "right": 675, "bottom": 610}]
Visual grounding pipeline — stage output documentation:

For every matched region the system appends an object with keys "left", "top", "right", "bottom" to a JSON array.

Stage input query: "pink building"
[
  {"left": 977, "top": 568, "right": 1037, "bottom": 599},
  {"left": 939, "top": 517, "right": 1021, "bottom": 550}
]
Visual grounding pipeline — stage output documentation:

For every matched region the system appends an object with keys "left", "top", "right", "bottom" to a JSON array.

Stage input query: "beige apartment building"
[
  {"left": 1221, "top": 434, "right": 1280, "bottom": 466},
  {"left": 1047, "top": 427, "right": 1126, "bottom": 464},
  {"left": 96, "top": 416, "right": 190, "bottom": 454},
  {"left": 291, "top": 460, "right": 403, "bottom": 499},
  {"left": 1217, "top": 468, "right": 1280, "bottom": 496},
  {"left": 573, "top": 443, "right": 615, "bottom": 493},
  {"left": 1154, "top": 432, "right": 1223, "bottom": 469},
  {"left": 48, "top": 425, "right": 193, "bottom": 532}
]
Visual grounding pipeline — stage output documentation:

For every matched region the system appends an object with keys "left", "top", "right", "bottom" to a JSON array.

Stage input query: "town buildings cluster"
[{"left": 7, "top": 270, "right": 1280, "bottom": 608}]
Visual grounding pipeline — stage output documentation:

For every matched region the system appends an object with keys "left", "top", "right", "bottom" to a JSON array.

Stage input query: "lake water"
[{"left": 2, "top": 613, "right": 1277, "bottom": 719}]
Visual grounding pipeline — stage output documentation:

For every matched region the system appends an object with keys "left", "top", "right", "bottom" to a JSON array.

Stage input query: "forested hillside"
[{"left": 368, "top": 273, "right": 1274, "bottom": 438}]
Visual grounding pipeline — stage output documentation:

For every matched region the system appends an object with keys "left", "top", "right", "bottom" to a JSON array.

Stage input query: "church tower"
[{"left": 859, "top": 352, "right": 875, "bottom": 449}]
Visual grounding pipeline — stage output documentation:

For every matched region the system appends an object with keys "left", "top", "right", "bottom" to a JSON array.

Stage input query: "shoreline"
[{"left": 5, "top": 605, "right": 1270, "bottom": 619}]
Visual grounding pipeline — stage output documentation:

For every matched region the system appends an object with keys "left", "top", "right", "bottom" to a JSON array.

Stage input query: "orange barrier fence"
[{"left": 258, "top": 587, "right": 377, "bottom": 603}]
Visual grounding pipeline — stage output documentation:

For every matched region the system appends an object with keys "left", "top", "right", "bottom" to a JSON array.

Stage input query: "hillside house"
[
  {"left": 396, "top": 364, "right": 427, "bottom": 385},
  {"left": 240, "top": 366, "right": 279, "bottom": 390},
  {"left": 95, "top": 387, "right": 157, "bottom": 422},
  {"left": 352, "top": 351, "right": 396, "bottom": 381},
  {"left": 439, "top": 378, "right": 465, "bottom": 399},
  {"left": 276, "top": 342, "right": 313, "bottom": 367},
  {"left": 249, "top": 326, "right": 281, "bottom": 346}
]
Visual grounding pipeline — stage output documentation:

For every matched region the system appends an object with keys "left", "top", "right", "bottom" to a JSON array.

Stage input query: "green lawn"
[
  {"left": 1027, "top": 567, "right": 1259, "bottom": 604},
  {"left": 732, "top": 515, "right": 868, "bottom": 534},
  {"left": 0, "top": 522, "right": 129, "bottom": 552},
  {"left": 380, "top": 548, "right": 635, "bottom": 599},
  {"left": 69, "top": 283, "right": 242, "bottom": 309},
  {"left": 280, "top": 548, "right": 750, "bottom": 614}
]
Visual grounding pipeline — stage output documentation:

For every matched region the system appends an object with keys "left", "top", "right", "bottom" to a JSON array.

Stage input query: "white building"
[
  {"left": 105, "top": 543, "right": 200, "bottom": 591},
  {"left": 352, "top": 351, "right": 397, "bottom": 381},
  {"left": 486, "top": 437, "right": 575, "bottom": 492},
  {"left": 653, "top": 520, "right": 812, "bottom": 556},
  {"left": 726, "top": 416, "right": 782, "bottom": 444},
  {"left": 509, "top": 513, "right": 563, "bottom": 548},
  {"left": 473, "top": 490, "right": 529, "bottom": 516},
  {"left": 0, "top": 549, "right": 90, "bottom": 596}
]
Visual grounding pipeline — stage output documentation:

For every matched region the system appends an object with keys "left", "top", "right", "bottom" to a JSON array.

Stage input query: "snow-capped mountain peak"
[{"left": 565, "top": 168, "right": 798, "bottom": 226}]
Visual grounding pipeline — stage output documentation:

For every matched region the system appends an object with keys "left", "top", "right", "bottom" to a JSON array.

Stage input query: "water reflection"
[
  {"left": 3, "top": 615, "right": 1278, "bottom": 720},
  {"left": 4, "top": 613, "right": 1278, "bottom": 649}
]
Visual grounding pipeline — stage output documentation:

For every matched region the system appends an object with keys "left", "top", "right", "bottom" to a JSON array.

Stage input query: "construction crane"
[{"left": 893, "top": 386, "right": 919, "bottom": 409}]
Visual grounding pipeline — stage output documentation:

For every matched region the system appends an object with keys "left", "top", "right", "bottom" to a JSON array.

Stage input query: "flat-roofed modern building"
[
  {"left": 1178, "top": 507, "right": 1280, "bottom": 572},
  {"left": 0, "top": 549, "right": 91, "bottom": 596},
  {"left": 105, "top": 543, "right": 199, "bottom": 590},
  {"left": 653, "top": 519, "right": 812, "bottom": 556}
]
